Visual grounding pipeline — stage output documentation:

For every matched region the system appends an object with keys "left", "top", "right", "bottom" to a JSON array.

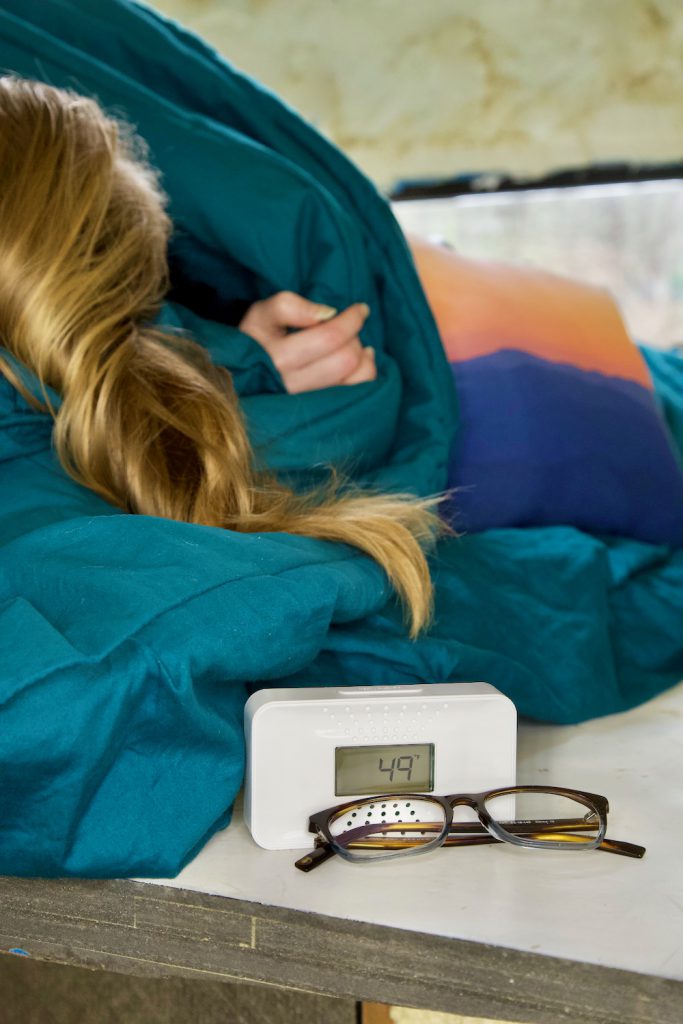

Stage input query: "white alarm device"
[{"left": 244, "top": 681, "right": 517, "bottom": 849}]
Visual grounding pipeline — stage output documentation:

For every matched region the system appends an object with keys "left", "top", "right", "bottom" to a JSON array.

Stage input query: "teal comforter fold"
[{"left": 0, "top": 0, "right": 682, "bottom": 878}]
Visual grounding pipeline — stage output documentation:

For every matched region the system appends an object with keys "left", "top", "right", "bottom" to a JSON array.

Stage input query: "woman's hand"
[{"left": 238, "top": 290, "right": 376, "bottom": 393}]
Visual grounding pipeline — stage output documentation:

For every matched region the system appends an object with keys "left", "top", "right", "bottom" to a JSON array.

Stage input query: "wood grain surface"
[{"left": 1, "top": 876, "right": 681, "bottom": 1024}]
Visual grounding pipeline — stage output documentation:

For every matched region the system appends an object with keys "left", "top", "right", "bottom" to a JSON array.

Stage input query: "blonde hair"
[{"left": 0, "top": 76, "right": 446, "bottom": 637}]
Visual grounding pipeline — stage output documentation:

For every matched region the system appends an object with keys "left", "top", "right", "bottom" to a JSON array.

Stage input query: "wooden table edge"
[{"left": 0, "top": 875, "right": 681, "bottom": 1024}]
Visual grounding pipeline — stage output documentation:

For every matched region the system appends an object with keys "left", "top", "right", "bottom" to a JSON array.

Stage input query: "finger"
[
  {"left": 237, "top": 291, "right": 330, "bottom": 345},
  {"left": 340, "top": 346, "right": 377, "bottom": 386},
  {"left": 273, "top": 303, "right": 370, "bottom": 374},
  {"left": 270, "top": 290, "right": 339, "bottom": 328},
  {"left": 284, "top": 338, "right": 366, "bottom": 393}
]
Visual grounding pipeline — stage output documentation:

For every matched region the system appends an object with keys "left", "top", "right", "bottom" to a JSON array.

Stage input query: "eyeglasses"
[{"left": 294, "top": 785, "right": 646, "bottom": 872}]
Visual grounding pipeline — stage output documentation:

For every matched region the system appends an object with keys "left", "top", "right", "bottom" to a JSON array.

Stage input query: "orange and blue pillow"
[{"left": 407, "top": 234, "right": 683, "bottom": 545}]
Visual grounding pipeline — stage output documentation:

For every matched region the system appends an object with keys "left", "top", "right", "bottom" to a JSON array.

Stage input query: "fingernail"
[
  {"left": 314, "top": 304, "right": 337, "bottom": 321},
  {"left": 360, "top": 303, "right": 371, "bottom": 318},
  {"left": 366, "top": 346, "right": 375, "bottom": 359}
]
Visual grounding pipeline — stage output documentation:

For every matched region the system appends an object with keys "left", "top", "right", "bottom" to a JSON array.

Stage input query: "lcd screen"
[{"left": 335, "top": 743, "right": 434, "bottom": 796}]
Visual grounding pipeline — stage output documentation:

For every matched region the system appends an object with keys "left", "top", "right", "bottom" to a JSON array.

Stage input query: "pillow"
[{"left": 406, "top": 232, "right": 683, "bottom": 546}]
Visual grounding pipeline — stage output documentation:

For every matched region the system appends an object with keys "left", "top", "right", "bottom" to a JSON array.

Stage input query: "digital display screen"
[{"left": 335, "top": 743, "right": 434, "bottom": 797}]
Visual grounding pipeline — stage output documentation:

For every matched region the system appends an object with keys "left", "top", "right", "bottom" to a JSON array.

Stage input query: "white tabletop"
[{"left": 140, "top": 679, "right": 683, "bottom": 982}]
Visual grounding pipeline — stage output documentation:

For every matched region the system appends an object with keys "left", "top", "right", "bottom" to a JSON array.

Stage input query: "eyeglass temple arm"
[
  {"left": 441, "top": 831, "right": 645, "bottom": 858},
  {"left": 295, "top": 843, "right": 336, "bottom": 872},
  {"left": 444, "top": 819, "right": 644, "bottom": 857},
  {"left": 596, "top": 837, "right": 645, "bottom": 858},
  {"left": 377, "top": 814, "right": 643, "bottom": 852},
  {"left": 294, "top": 822, "right": 645, "bottom": 873}
]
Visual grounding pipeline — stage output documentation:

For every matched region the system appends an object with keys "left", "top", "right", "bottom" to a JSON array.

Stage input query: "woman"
[{"left": 0, "top": 75, "right": 445, "bottom": 639}]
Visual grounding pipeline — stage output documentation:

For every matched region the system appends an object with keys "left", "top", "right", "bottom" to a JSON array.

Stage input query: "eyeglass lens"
[
  {"left": 483, "top": 789, "right": 601, "bottom": 848},
  {"left": 327, "top": 796, "right": 446, "bottom": 860}
]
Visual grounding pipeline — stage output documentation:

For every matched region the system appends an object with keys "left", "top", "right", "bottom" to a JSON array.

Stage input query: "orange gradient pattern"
[{"left": 406, "top": 232, "right": 652, "bottom": 389}]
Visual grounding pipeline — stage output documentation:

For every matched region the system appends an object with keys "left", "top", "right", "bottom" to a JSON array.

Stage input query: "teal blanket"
[{"left": 1, "top": 0, "right": 682, "bottom": 878}]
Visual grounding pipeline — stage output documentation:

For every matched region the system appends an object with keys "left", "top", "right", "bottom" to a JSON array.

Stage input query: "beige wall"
[{"left": 149, "top": 0, "right": 683, "bottom": 194}]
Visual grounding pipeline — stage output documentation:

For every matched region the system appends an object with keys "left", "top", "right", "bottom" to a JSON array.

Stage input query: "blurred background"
[{"left": 150, "top": 0, "right": 683, "bottom": 348}]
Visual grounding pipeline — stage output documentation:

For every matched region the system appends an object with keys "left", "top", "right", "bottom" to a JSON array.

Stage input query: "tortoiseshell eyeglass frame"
[{"left": 294, "top": 785, "right": 646, "bottom": 872}]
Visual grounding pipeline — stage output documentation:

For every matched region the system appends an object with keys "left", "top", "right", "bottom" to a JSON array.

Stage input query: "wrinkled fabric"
[{"left": 0, "top": 0, "right": 682, "bottom": 879}]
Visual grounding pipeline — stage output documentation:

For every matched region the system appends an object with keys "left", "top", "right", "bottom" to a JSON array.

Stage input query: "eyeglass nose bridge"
[
  {"left": 446, "top": 793, "right": 498, "bottom": 833},
  {"left": 448, "top": 795, "right": 481, "bottom": 812},
  {"left": 447, "top": 794, "right": 494, "bottom": 826}
]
